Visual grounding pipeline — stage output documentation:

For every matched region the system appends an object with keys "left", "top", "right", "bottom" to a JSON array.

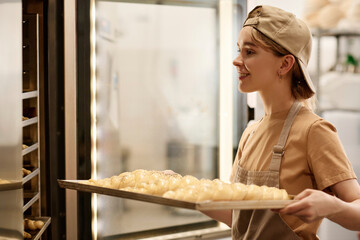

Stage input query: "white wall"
[{"left": 0, "top": 1, "right": 24, "bottom": 239}]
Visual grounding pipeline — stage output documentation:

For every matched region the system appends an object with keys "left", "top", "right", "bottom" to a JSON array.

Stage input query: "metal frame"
[
  {"left": 46, "top": 0, "right": 67, "bottom": 238},
  {"left": 64, "top": 0, "right": 78, "bottom": 239}
]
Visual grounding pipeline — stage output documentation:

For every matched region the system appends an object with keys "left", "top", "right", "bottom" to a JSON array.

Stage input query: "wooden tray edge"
[
  {"left": 58, "top": 179, "right": 296, "bottom": 210},
  {"left": 58, "top": 179, "right": 197, "bottom": 210}
]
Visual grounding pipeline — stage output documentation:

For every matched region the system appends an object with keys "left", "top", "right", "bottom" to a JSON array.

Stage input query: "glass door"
[
  {"left": 93, "top": 1, "right": 218, "bottom": 238},
  {"left": 72, "top": 0, "right": 248, "bottom": 238}
]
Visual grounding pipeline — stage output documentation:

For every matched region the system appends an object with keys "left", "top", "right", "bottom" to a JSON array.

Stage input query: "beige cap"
[{"left": 244, "top": 5, "right": 316, "bottom": 93}]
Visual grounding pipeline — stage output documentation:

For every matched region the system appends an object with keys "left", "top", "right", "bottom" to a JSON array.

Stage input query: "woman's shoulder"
[
  {"left": 296, "top": 107, "right": 337, "bottom": 133},
  {"left": 296, "top": 107, "right": 323, "bottom": 124}
]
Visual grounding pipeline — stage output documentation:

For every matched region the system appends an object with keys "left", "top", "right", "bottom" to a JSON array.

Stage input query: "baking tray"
[
  {"left": 58, "top": 180, "right": 294, "bottom": 210},
  {"left": 0, "top": 180, "right": 22, "bottom": 191}
]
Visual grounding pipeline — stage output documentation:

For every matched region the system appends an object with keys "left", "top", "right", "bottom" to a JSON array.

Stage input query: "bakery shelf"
[
  {"left": 58, "top": 180, "right": 295, "bottom": 210},
  {"left": 22, "top": 117, "right": 38, "bottom": 127},
  {"left": 22, "top": 90, "right": 38, "bottom": 99},
  {"left": 23, "top": 192, "right": 40, "bottom": 212},
  {"left": 319, "top": 108, "right": 360, "bottom": 114},
  {"left": 24, "top": 217, "right": 51, "bottom": 240},
  {"left": 0, "top": 180, "right": 22, "bottom": 191},
  {"left": 312, "top": 28, "right": 360, "bottom": 37},
  {"left": 23, "top": 168, "right": 40, "bottom": 185},
  {"left": 22, "top": 142, "right": 38, "bottom": 156}
]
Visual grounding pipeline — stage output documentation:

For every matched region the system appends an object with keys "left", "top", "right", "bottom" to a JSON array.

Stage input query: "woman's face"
[{"left": 233, "top": 26, "right": 283, "bottom": 93}]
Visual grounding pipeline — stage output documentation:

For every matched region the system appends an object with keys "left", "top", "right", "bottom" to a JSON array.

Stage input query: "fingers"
[
  {"left": 280, "top": 199, "right": 320, "bottom": 223},
  {"left": 293, "top": 189, "right": 314, "bottom": 200},
  {"left": 279, "top": 189, "right": 328, "bottom": 223},
  {"left": 280, "top": 199, "right": 309, "bottom": 215},
  {"left": 280, "top": 189, "right": 316, "bottom": 215}
]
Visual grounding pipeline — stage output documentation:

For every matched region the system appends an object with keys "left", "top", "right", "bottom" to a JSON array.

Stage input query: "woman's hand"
[{"left": 279, "top": 189, "right": 341, "bottom": 223}]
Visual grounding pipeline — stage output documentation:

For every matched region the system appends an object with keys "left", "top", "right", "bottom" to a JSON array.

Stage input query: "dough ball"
[
  {"left": 196, "top": 184, "right": 214, "bottom": 202},
  {"left": 212, "top": 178, "right": 226, "bottom": 185},
  {"left": 135, "top": 181, "right": 148, "bottom": 189},
  {"left": 270, "top": 188, "right": 290, "bottom": 200},
  {"left": 244, "top": 184, "right": 263, "bottom": 200},
  {"left": 110, "top": 176, "right": 121, "bottom": 189},
  {"left": 231, "top": 183, "right": 247, "bottom": 201},
  {"left": 25, "top": 219, "right": 36, "bottom": 230},
  {"left": 132, "top": 187, "right": 149, "bottom": 194},
  {"left": 121, "top": 186, "right": 134, "bottom": 192},
  {"left": 84, "top": 180, "right": 92, "bottom": 185},
  {"left": 174, "top": 188, "right": 187, "bottom": 201},
  {"left": 199, "top": 178, "right": 213, "bottom": 186},
  {"left": 182, "top": 186, "right": 199, "bottom": 202},
  {"left": 22, "top": 168, "right": 31, "bottom": 176},
  {"left": 153, "top": 179, "right": 169, "bottom": 196},
  {"left": 24, "top": 231, "right": 32, "bottom": 239},
  {"left": 212, "top": 182, "right": 233, "bottom": 201},
  {"left": 280, "top": 189, "right": 290, "bottom": 200},
  {"left": 163, "top": 190, "right": 176, "bottom": 199},
  {"left": 35, "top": 220, "right": 44, "bottom": 229},
  {"left": 272, "top": 188, "right": 284, "bottom": 200},
  {"left": 148, "top": 172, "right": 162, "bottom": 185},
  {"left": 260, "top": 186, "right": 275, "bottom": 200},
  {"left": 146, "top": 183, "right": 158, "bottom": 195},
  {"left": 133, "top": 169, "right": 148, "bottom": 183},
  {"left": 168, "top": 176, "right": 181, "bottom": 191},
  {"left": 102, "top": 178, "right": 112, "bottom": 189},
  {"left": 181, "top": 175, "right": 199, "bottom": 187},
  {"left": 119, "top": 173, "right": 136, "bottom": 188}
]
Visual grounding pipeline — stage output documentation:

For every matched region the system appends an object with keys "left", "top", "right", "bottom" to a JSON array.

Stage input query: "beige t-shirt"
[{"left": 230, "top": 106, "right": 356, "bottom": 240}]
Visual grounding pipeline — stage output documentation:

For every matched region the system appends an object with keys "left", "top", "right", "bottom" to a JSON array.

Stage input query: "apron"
[{"left": 232, "top": 101, "right": 303, "bottom": 240}]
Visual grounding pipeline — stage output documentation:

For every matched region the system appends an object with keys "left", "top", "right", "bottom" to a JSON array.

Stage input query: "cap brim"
[{"left": 298, "top": 59, "right": 316, "bottom": 94}]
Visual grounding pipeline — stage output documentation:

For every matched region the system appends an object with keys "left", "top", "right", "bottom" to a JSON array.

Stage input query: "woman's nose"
[{"left": 233, "top": 54, "right": 243, "bottom": 67}]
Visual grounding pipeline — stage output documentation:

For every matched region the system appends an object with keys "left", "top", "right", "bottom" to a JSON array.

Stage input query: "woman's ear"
[{"left": 279, "top": 54, "right": 295, "bottom": 76}]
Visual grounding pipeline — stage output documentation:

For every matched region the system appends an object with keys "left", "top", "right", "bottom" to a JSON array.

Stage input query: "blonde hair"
[{"left": 250, "top": 28, "right": 316, "bottom": 111}]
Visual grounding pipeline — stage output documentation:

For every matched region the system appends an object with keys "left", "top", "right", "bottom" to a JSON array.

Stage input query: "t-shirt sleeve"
[{"left": 307, "top": 119, "right": 357, "bottom": 190}]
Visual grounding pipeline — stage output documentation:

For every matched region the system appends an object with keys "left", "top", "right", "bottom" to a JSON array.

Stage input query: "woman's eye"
[{"left": 246, "top": 49, "right": 254, "bottom": 55}]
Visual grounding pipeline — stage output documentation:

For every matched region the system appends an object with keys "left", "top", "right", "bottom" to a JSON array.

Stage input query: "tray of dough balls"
[
  {"left": 58, "top": 170, "right": 294, "bottom": 210},
  {"left": 23, "top": 217, "right": 51, "bottom": 240}
]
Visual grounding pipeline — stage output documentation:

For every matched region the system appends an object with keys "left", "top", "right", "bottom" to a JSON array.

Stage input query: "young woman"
[{"left": 202, "top": 5, "right": 360, "bottom": 239}]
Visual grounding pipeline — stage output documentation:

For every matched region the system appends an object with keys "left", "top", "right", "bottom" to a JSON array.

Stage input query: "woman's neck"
[{"left": 259, "top": 90, "right": 295, "bottom": 115}]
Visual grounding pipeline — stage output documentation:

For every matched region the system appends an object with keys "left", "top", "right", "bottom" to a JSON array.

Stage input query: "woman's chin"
[{"left": 238, "top": 85, "right": 253, "bottom": 93}]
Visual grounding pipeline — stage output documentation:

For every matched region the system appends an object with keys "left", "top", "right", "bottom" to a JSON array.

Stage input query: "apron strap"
[{"left": 269, "top": 101, "right": 303, "bottom": 172}]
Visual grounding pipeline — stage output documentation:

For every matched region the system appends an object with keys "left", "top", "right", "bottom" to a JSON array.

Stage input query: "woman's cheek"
[{"left": 243, "top": 60, "right": 251, "bottom": 72}]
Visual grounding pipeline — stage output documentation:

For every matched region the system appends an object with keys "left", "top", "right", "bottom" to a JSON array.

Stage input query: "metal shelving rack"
[
  {"left": 312, "top": 28, "right": 360, "bottom": 114},
  {"left": 22, "top": 13, "right": 51, "bottom": 239},
  {"left": 312, "top": 28, "right": 360, "bottom": 240}
]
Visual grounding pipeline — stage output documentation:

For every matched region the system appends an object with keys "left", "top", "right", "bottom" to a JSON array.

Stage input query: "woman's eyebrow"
[{"left": 237, "top": 41, "right": 257, "bottom": 48}]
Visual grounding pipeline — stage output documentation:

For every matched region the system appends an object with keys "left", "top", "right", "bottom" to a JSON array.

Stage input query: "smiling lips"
[{"left": 239, "top": 72, "right": 250, "bottom": 80}]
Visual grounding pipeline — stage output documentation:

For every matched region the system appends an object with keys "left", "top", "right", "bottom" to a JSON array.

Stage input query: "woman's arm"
[
  {"left": 200, "top": 210, "right": 232, "bottom": 227},
  {"left": 280, "top": 179, "right": 360, "bottom": 230}
]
